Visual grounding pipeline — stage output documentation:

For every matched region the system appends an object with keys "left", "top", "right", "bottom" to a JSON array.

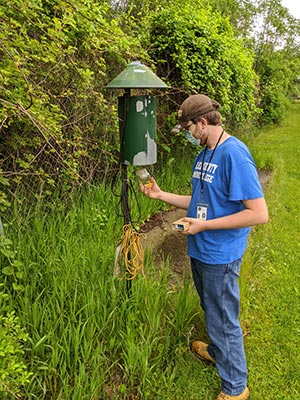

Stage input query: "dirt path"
[
  {"left": 140, "top": 170, "right": 271, "bottom": 283},
  {"left": 140, "top": 207, "right": 190, "bottom": 284}
]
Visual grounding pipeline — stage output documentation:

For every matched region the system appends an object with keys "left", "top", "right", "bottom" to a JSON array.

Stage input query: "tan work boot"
[
  {"left": 190, "top": 340, "right": 216, "bottom": 364},
  {"left": 216, "top": 386, "right": 250, "bottom": 400}
]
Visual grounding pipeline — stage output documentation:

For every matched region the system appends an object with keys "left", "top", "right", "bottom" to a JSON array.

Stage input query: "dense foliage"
[
  {"left": 0, "top": 0, "right": 144, "bottom": 199},
  {"left": 146, "top": 3, "right": 259, "bottom": 130},
  {"left": 253, "top": 0, "right": 300, "bottom": 123},
  {"left": 0, "top": 0, "right": 299, "bottom": 202}
]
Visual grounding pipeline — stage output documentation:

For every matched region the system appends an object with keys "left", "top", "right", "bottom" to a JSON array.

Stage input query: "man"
[{"left": 140, "top": 94, "right": 268, "bottom": 400}]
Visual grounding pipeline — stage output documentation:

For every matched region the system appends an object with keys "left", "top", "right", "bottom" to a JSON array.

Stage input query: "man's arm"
[
  {"left": 140, "top": 177, "right": 191, "bottom": 210},
  {"left": 183, "top": 197, "right": 268, "bottom": 235}
]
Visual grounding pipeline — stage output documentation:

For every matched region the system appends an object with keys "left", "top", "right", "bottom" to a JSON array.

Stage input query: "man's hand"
[
  {"left": 180, "top": 217, "right": 207, "bottom": 235},
  {"left": 180, "top": 196, "right": 269, "bottom": 235},
  {"left": 139, "top": 177, "right": 161, "bottom": 199},
  {"left": 139, "top": 177, "right": 192, "bottom": 210}
]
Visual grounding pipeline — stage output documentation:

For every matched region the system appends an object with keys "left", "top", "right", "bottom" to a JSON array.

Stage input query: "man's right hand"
[{"left": 139, "top": 177, "right": 161, "bottom": 199}]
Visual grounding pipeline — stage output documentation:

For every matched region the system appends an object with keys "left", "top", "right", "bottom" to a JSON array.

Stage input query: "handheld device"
[{"left": 172, "top": 218, "right": 190, "bottom": 232}]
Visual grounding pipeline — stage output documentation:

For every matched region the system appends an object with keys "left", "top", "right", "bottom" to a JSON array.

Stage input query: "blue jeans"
[{"left": 191, "top": 257, "right": 247, "bottom": 396}]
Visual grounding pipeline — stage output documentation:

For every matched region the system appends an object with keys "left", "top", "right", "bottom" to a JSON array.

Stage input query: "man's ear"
[
  {"left": 198, "top": 117, "right": 207, "bottom": 128},
  {"left": 200, "top": 117, "right": 207, "bottom": 126}
]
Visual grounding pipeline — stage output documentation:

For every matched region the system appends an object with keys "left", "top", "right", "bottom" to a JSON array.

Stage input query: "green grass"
[
  {"left": 1, "top": 103, "right": 300, "bottom": 399},
  {"left": 240, "top": 101, "right": 300, "bottom": 399}
]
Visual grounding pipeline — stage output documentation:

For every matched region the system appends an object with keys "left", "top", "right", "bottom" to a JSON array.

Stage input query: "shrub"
[
  {"left": 0, "top": 0, "right": 143, "bottom": 197},
  {"left": 146, "top": 1, "right": 259, "bottom": 132},
  {"left": 0, "top": 285, "right": 32, "bottom": 398}
]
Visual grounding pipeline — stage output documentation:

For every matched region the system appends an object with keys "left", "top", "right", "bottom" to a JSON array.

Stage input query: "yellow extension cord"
[{"left": 116, "top": 224, "right": 145, "bottom": 280}]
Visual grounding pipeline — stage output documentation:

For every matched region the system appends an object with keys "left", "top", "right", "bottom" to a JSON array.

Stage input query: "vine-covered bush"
[
  {"left": 1, "top": 0, "right": 299, "bottom": 203},
  {"left": 256, "top": 51, "right": 293, "bottom": 124},
  {"left": 0, "top": 0, "right": 144, "bottom": 198},
  {"left": 146, "top": 1, "right": 260, "bottom": 132}
]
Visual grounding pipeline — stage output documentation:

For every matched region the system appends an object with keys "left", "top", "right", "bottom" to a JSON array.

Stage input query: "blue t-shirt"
[{"left": 187, "top": 136, "right": 264, "bottom": 264}]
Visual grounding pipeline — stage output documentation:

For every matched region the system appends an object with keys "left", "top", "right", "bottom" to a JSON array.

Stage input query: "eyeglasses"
[
  {"left": 184, "top": 120, "right": 196, "bottom": 131},
  {"left": 185, "top": 122, "right": 193, "bottom": 130},
  {"left": 171, "top": 119, "right": 197, "bottom": 134}
]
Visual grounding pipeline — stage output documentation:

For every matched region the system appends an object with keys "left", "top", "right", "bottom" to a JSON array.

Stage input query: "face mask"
[{"left": 185, "top": 130, "right": 200, "bottom": 146}]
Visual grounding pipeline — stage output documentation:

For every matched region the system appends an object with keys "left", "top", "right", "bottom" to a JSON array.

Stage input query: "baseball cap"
[{"left": 172, "top": 94, "right": 221, "bottom": 133}]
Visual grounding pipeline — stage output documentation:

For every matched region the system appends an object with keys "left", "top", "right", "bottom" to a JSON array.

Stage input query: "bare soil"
[{"left": 140, "top": 170, "right": 271, "bottom": 283}]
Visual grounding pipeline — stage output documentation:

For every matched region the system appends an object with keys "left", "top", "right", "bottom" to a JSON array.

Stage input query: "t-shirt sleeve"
[{"left": 226, "top": 147, "right": 264, "bottom": 201}]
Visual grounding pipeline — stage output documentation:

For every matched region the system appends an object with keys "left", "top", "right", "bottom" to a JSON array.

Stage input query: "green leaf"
[
  {"left": 2, "top": 266, "right": 15, "bottom": 275},
  {"left": 12, "top": 260, "right": 23, "bottom": 268},
  {"left": 12, "top": 282, "right": 24, "bottom": 291}
]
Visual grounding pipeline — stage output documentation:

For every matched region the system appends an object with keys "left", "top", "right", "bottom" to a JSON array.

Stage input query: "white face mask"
[{"left": 185, "top": 130, "right": 200, "bottom": 146}]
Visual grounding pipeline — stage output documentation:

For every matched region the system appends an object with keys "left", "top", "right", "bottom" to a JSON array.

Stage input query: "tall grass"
[
  {"left": 1, "top": 105, "right": 300, "bottom": 399},
  {"left": 1, "top": 152, "right": 200, "bottom": 399}
]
